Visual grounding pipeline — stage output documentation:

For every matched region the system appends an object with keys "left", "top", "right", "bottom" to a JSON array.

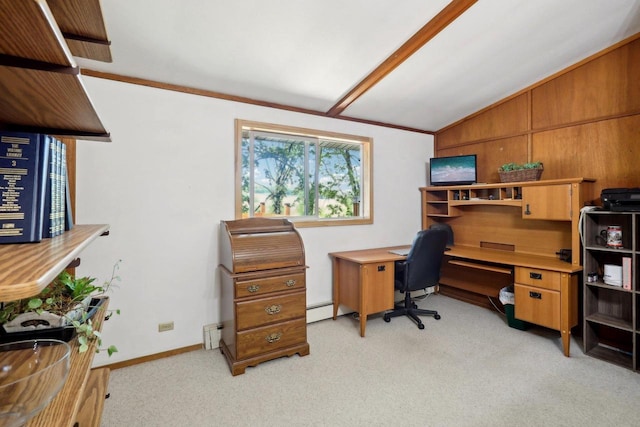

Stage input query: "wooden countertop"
[
  {"left": 446, "top": 245, "right": 582, "bottom": 273},
  {"left": 330, "top": 244, "right": 581, "bottom": 273}
]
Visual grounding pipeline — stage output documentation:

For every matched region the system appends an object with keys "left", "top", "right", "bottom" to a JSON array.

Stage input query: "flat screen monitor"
[{"left": 429, "top": 154, "right": 477, "bottom": 186}]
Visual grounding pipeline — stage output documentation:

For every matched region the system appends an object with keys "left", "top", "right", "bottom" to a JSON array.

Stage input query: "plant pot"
[
  {"left": 0, "top": 298, "right": 106, "bottom": 343},
  {"left": 498, "top": 166, "right": 543, "bottom": 183},
  {"left": 1, "top": 296, "right": 91, "bottom": 334}
]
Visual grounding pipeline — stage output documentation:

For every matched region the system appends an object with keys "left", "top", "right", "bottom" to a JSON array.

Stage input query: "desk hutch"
[
  {"left": 421, "top": 178, "right": 595, "bottom": 356},
  {"left": 0, "top": 1, "right": 112, "bottom": 425}
]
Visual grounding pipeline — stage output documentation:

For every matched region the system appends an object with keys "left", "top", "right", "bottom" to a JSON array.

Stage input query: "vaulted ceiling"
[{"left": 78, "top": 0, "right": 640, "bottom": 134}]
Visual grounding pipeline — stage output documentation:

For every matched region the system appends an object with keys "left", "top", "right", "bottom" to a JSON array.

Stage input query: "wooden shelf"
[
  {"left": 0, "top": 0, "right": 74, "bottom": 66},
  {"left": 0, "top": 224, "right": 109, "bottom": 302},
  {"left": 28, "top": 298, "right": 110, "bottom": 427},
  {"left": 48, "top": 0, "right": 112, "bottom": 63},
  {"left": 0, "top": 2, "right": 113, "bottom": 425},
  {"left": 585, "top": 313, "right": 633, "bottom": 331},
  {"left": 0, "top": 0, "right": 110, "bottom": 140},
  {"left": 584, "top": 344, "right": 633, "bottom": 370},
  {"left": 449, "top": 199, "right": 522, "bottom": 207}
]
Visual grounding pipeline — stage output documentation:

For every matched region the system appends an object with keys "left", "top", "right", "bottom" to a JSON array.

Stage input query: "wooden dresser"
[{"left": 218, "top": 218, "right": 310, "bottom": 375}]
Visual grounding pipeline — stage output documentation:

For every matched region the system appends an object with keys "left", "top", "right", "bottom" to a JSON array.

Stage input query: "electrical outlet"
[{"left": 158, "top": 321, "right": 174, "bottom": 332}]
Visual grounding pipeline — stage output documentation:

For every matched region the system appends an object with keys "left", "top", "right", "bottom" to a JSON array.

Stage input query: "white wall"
[{"left": 75, "top": 77, "right": 434, "bottom": 366}]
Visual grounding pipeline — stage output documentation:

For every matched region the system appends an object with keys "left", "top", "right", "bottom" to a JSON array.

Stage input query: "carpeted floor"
[{"left": 101, "top": 295, "right": 640, "bottom": 426}]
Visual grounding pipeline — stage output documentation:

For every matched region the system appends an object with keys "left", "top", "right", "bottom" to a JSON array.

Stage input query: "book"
[
  {"left": 41, "top": 136, "right": 55, "bottom": 238},
  {"left": 54, "top": 138, "right": 62, "bottom": 236},
  {"left": 622, "top": 257, "right": 632, "bottom": 290},
  {"left": 63, "top": 142, "right": 73, "bottom": 231},
  {"left": 64, "top": 162, "right": 74, "bottom": 231},
  {"left": 34, "top": 135, "right": 52, "bottom": 240},
  {"left": 59, "top": 140, "right": 67, "bottom": 236},
  {"left": 0, "top": 131, "right": 47, "bottom": 243}
]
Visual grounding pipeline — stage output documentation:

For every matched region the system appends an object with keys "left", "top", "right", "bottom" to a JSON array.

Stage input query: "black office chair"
[{"left": 383, "top": 228, "right": 449, "bottom": 329}]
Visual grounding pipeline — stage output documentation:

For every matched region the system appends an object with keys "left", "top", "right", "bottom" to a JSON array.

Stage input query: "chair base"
[{"left": 383, "top": 291, "right": 440, "bottom": 330}]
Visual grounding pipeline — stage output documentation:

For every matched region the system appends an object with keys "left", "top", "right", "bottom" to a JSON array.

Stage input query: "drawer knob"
[
  {"left": 265, "top": 332, "right": 282, "bottom": 343},
  {"left": 529, "top": 272, "right": 542, "bottom": 280},
  {"left": 247, "top": 284, "right": 260, "bottom": 293},
  {"left": 285, "top": 279, "right": 296, "bottom": 287},
  {"left": 529, "top": 291, "right": 542, "bottom": 299},
  {"left": 265, "top": 304, "right": 282, "bottom": 315}
]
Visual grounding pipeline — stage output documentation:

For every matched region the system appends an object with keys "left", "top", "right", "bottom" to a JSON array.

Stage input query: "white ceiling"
[{"left": 77, "top": 0, "right": 640, "bottom": 133}]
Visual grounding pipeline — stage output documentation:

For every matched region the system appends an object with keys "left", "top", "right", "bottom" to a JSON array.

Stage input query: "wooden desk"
[
  {"left": 443, "top": 246, "right": 582, "bottom": 357},
  {"left": 330, "top": 244, "right": 582, "bottom": 357},
  {"left": 329, "top": 246, "right": 409, "bottom": 337}
]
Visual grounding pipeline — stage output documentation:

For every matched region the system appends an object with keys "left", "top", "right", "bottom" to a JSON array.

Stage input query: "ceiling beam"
[{"left": 326, "top": 0, "right": 478, "bottom": 117}]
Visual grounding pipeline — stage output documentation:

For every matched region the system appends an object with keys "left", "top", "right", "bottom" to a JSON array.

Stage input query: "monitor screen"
[{"left": 429, "top": 154, "right": 477, "bottom": 186}]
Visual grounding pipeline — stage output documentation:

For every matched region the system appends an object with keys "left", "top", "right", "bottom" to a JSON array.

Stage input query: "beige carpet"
[{"left": 101, "top": 295, "right": 639, "bottom": 426}]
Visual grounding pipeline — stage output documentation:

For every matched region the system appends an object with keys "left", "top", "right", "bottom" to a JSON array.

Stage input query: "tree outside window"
[{"left": 235, "top": 120, "right": 372, "bottom": 227}]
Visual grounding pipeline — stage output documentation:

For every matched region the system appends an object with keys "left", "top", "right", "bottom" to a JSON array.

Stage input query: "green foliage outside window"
[{"left": 240, "top": 129, "right": 363, "bottom": 220}]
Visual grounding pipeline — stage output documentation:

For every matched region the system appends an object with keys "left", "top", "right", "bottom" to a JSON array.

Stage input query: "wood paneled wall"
[{"left": 435, "top": 34, "right": 640, "bottom": 199}]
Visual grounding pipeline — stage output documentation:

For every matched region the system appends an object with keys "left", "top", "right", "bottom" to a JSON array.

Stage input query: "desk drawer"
[
  {"left": 514, "top": 284, "right": 560, "bottom": 330},
  {"left": 236, "top": 318, "right": 307, "bottom": 359},
  {"left": 515, "top": 267, "right": 560, "bottom": 291},
  {"left": 235, "top": 272, "right": 305, "bottom": 298},
  {"left": 236, "top": 290, "right": 306, "bottom": 330}
]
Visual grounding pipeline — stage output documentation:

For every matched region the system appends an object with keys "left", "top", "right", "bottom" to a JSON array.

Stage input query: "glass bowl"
[{"left": 0, "top": 339, "right": 71, "bottom": 427}]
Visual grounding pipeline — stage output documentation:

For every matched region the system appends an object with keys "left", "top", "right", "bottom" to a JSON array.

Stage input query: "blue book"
[
  {"left": 41, "top": 136, "right": 56, "bottom": 238},
  {"left": 64, "top": 154, "right": 74, "bottom": 231},
  {"left": 60, "top": 141, "right": 67, "bottom": 235},
  {"left": 34, "top": 135, "right": 52, "bottom": 240},
  {"left": 0, "top": 131, "right": 47, "bottom": 243},
  {"left": 53, "top": 137, "right": 61, "bottom": 236}
]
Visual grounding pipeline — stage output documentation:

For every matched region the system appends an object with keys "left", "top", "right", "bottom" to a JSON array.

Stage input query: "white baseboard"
[{"left": 306, "top": 303, "right": 352, "bottom": 323}]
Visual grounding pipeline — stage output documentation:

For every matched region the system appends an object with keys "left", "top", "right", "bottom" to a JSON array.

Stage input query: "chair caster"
[
  {"left": 418, "top": 323, "right": 425, "bottom": 330},
  {"left": 434, "top": 314, "right": 441, "bottom": 320},
  {"left": 383, "top": 314, "right": 391, "bottom": 322},
  {"left": 412, "top": 303, "right": 418, "bottom": 309}
]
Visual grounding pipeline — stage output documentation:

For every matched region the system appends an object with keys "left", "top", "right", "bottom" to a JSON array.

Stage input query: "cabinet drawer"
[
  {"left": 236, "top": 318, "right": 307, "bottom": 359},
  {"left": 236, "top": 290, "right": 306, "bottom": 330},
  {"left": 514, "top": 284, "right": 560, "bottom": 330},
  {"left": 235, "top": 272, "right": 305, "bottom": 298},
  {"left": 515, "top": 267, "right": 560, "bottom": 291}
]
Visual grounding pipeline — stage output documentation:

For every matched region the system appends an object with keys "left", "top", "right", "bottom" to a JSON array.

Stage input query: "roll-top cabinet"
[
  {"left": 582, "top": 211, "right": 638, "bottom": 372},
  {"left": 218, "top": 218, "right": 310, "bottom": 375}
]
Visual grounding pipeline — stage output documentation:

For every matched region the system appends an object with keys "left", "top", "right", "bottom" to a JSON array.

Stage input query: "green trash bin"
[
  {"left": 504, "top": 303, "right": 529, "bottom": 330},
  {"left": 500, "top": 286, "right": 529, "bottom": 331}
]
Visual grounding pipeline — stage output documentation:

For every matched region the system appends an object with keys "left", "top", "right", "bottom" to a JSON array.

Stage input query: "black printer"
[{"left": 601, "top": 188, "right": 640, "bottom": 211}]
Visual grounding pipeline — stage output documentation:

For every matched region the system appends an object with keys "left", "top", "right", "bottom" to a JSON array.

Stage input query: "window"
[{"left": 235, "top": 119, "right": 372, "bottom": 227}]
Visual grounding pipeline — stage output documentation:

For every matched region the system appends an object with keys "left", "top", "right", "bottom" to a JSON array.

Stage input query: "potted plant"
[
  {"left": 0, "top": 261, "right": 121, "bottom": 355},
  {"left": 498, "top": 161, "right": 543, "bottom": 182}
]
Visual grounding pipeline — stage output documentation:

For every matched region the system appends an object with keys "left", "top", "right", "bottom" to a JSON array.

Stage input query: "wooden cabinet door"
[{"left": 522, "top": 184, "right": 571, "bottom": 220}]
